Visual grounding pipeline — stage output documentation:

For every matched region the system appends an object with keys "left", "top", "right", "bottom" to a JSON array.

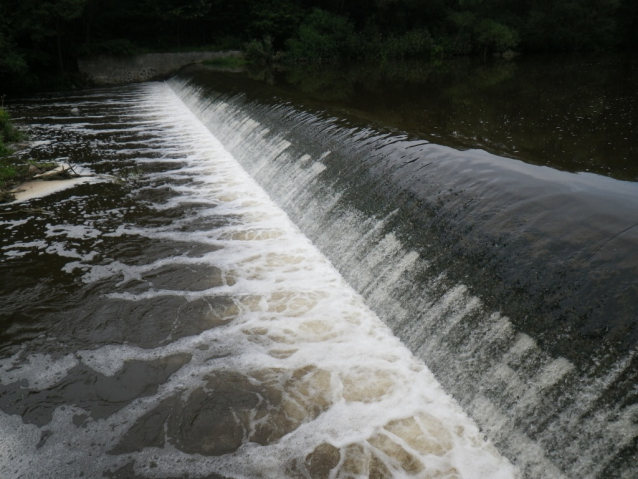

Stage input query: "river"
[{"left": 1, "top": 55, "right": 636, "bottom": 478}]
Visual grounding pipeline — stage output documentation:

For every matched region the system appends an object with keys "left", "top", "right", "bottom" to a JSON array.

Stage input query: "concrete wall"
[{"left": 77, "top": 51, "right": 242, "bottom": 85}]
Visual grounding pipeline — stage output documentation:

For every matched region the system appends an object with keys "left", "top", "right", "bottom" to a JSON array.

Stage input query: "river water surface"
[{"left": 1, "top": 56, "right": 637, "bottom": 478}]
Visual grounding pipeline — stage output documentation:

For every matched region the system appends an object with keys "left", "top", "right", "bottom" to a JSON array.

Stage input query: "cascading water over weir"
[
  {"left": 167, "top": 66, "right": 638, "bottom": 478},
  {"left": 0, "top": 64, "right": 635, "bottom": 478}
]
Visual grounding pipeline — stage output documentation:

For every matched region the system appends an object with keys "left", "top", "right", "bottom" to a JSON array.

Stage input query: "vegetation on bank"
[
  {"left": 1, "top": 109, "right": 89, "bottom": 204},
  {"left": 0, "top": 108, "right": 23, "bottom": 155},
  {"left": 0, "top": 109, "right": 47, "bottom": 203},
  {"left": 1, "top": 0, "right": 637, "bottom": 93},
  {"left": 0, "top": 107, "right": 25, "bottom": 201}
]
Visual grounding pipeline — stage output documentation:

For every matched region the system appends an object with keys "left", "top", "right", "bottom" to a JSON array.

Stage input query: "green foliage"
[
  {"left": 245, "top": 36, "right": 284, "bottom": 64},
  {"left": 148, "top": 0, "right": 210, "bottom": 21},
  {"left": 0, "top": 164, "right": 18, "bottom": 181},
  {"left": 0, "top": 144, "right": 21, "bottom": 194},
  {"left": 368, "top": 29, "right": 436, "bottom": 61},
  {"left": 0, "top": 32, "right": 28, "bottom": 76},
  {"left": 55, "top": 0, "right": 88, "bottom": 21},
  {"left": 0, "top": 109, "right": 24, "bottom": 146},
  {"left": 0, "top": 0, "right": 637, "bottom": 95},
  {"left": 247, "top": 0, "right": 305, "bottom": 47},
  {"left": 523, "top": 0, "right": 622, "bottom": 52},
  {"left": 286, "top": 9, "right": 357, "bottom": 61},
  {"left": 447, "top": 11, "right": 519, "bottom": 55},
  {"left": 475, "top": 18, "right": 519, "bottom": 53},
  {"left": 282, "top": 5, "right": 516, "bottom": 62},
  {"left": 0, "top": 143, "right": 10, "bottom": 158}
]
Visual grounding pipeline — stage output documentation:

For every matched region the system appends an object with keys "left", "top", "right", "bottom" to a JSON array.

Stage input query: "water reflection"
[{"left": 239, "top": 55, "right": 638, "bottom": 181}]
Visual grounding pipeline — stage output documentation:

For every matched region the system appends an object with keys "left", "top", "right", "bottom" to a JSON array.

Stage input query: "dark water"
[
  {"left": 247, "top": 55, "right": 638, "bottom": 182},
  {"left": 1, "top": 55, "right": 637, "bottom": 478}
]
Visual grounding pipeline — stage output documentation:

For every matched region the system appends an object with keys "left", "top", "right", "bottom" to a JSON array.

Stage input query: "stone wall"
[{"left": 77, "top": 51, "right": 242, "bottom": 85}]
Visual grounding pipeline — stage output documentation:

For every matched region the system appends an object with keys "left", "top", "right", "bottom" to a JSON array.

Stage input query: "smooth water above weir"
[
  {"left": 168, "top": 64, "right": 638, "bottom": 478},
  {"left": 242, "top": 55, "right": 638, "bottom": 182},
  {"left": 0, "top": 85, "right": 516, "bottom": 478}
]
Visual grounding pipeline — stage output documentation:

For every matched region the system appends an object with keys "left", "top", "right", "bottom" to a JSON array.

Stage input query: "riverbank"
[
  {"left": 77, "top": 50, "right": 243, "bottom": 85},
  {"left": 0, "top": 108, "right": 86, "bottom": 203},
  {"left": 1, "top": 155, "right": 103, "bottom": 206}
]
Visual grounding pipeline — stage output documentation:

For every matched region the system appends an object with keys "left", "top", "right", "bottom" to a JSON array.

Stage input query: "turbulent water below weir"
[
  {"left": 166, "top": 66, "right": 638, "bottom": 478},
  {"left": 0, "top": 84, "right": 519, "bottom": 478}
]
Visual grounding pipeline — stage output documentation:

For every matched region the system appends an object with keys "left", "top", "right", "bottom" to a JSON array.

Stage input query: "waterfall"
[{"left": 168, "top": 66, "right": 638, "bottom": 478}]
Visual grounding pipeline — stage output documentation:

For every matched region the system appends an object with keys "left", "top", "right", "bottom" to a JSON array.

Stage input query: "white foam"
[
  {"left": 1, "top": 240, "right": 48, "bottom": 258},
  {"left": 0, "top": 352, "right": 79, "bottom": 390},
  {"left": 0, "top": 219, "right": 30, "bottom": 229},
  {"left": 45, "top": 224, "right": 102, "bottom": 240}
]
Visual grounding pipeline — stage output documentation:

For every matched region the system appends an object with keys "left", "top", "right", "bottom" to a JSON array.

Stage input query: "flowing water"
[
  {"left": 1, "top": 56, "right": 637, "bottom": 478},
  {"left": 0, "top": 84, "right": 516, "bottom": 478}
]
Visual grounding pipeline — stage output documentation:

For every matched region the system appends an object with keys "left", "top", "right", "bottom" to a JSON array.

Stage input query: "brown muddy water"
[{"left": 1, "top": 55, "right": 637, "bottom": 478}]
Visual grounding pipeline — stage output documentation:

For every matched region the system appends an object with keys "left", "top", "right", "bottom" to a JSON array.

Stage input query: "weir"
[
  {"left": 168, "top": 66, "right": 638, "bottom": 478},
  {"left": 0, "top": 83, "right": 517, "bottom": 478}
]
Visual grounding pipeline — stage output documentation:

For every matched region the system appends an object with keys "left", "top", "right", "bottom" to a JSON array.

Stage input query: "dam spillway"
[{"left": 0, "top": 61, "right": 636, "bottom": 478}]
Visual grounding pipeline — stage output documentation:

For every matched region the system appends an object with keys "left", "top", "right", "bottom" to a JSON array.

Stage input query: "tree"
[
  {"left": 522, "top": 0, "right": 622, "bottom": 51},
  {"left": 0, "top": 28, "right": 28, "bottom": 78},
  {"left": 2, "top": 0, "right": 87, "bottom": 73},
  {"left": 475, "top": 18, "right": 519, "bottom": 54},
  {"left": 286, "top": 8, "right": 356, "bottom": 60},
  {"left": 145, "top": 0, "right": 211, "bottom": 47},
  {"left": 247, "top": 0, "right": 305, "bottom": 48}
]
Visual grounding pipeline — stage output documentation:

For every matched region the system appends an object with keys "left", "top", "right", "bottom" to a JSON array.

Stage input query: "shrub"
[
  {"left": 286, "top": 9, "right": 356, "bottom": 61},
  {"left": 245, "top": 35, "right": 284, "bottom": 64},
  {"left": 0, "top": 163, "right": 17, "bottom": 180},
  {"left": 0, "top": 108, "right": 23, "bottom": 145},
  {"left": 0, "top": 142, "right": 10, "bottom": 157},
  {"left": 447, "top": 11, "right": 519, "bottom": 55},
  {"left": 0, "top": 32, "right": 27, "bottom": 76},
  {"left": 475, "top": 19, "right": 520, "bottom": 54},
  {"left": 374, "top": 29, "right": 436, "bottom": 60}
]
